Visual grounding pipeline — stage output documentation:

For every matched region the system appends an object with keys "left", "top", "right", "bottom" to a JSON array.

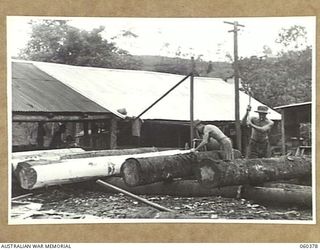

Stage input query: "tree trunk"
[
  {"left": 101, "top": 177, "right": 240, "bottom": 197},
  {"left": 196, "top": 156, "right": 312, "bottom": 188},
  {"left": 60, "top": 147, "right": 160, "bottom": 160},
  {"left": 12, "top": 147, "right": 160, "bottom": 171},
  {"left": 121, "top": 150, "right": 241, "bottom": 187},
  {"left": 101, "top": 178, "right": 311, "bottom": 208},
  {"left": 242, "top": 183, "right": 312, "bottom": 208},
  {"left": 12, "top": 148, "right": 85, "bottom": 170},
  {"left": 15, "top": 149, "right": 190, "bottom": 190}
]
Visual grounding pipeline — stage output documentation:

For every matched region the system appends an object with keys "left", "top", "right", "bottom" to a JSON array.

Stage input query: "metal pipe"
[{"left": 96, "top": 179, "right": 174, "bottom": 212}]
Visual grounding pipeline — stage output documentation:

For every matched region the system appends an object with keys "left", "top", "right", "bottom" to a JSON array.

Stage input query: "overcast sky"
[{"left": 7, "top": 16, "right": 315, "bottom": 62}]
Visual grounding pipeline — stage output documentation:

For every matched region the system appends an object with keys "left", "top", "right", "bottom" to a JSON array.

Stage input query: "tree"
[
  {"left": 276, "top": 25, "right": 308, "bottom": 51},
  {"left": 262, "top": 45, "right": 272, "bottom": 57},
  {"left": 18, "top": 20, "right": 142, "bottom": 70},
  {"left": 238, "top": 47, "right": 312, "bottom": 107},
  {"left": 206, "top": 61, "right": 213, "bottom": 74},
  {"left": 237, "top": 25, "right": 312, "bottom": 108},
  {"left": 154, "top": 60, "right": 190, "bottom": 75}
]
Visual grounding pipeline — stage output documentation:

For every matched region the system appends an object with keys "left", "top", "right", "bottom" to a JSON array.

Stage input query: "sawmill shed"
[
  {"left": 11, "top": 61, "right": 122, "bottom": 152},
  {"left": 11, "top": 60, "right": 281, "bottom": 153},
  {"left": 274, "top": 102, "right": 312, "bottom": 155}
]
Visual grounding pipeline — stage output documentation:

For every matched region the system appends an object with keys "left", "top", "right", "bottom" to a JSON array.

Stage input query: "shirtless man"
[
  {"left": 244, "top": 105, "right": 274, "bottom": 158},
  {"left": 191, "top": 120, "right": 234, "bottom": 160}
]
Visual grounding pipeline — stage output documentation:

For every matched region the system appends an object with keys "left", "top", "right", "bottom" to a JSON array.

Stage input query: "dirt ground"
[{"left": 11, "top": 183, "right": 312, "bottom": 221}]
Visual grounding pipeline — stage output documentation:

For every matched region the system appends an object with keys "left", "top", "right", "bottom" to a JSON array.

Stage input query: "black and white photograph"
[{"left": 7, "top": 16, "right": 315, "bottom": 223}]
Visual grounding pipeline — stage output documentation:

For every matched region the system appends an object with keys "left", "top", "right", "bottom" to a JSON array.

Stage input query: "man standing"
[
  {"left": 191, "top": 120, "right": 234, "bottom": 160},
  {"left": 245, "top": 105, "right": 274, "bottom": 158}
]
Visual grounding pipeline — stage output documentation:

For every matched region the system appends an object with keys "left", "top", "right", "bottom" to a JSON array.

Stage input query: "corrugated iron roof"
[
  {"left": 274, "top": 101, "right": 311, "bottom": 110},
  {"left": 14, "top": 60, "right": 281, "bottom": 121},
  {"left": 11, "top": 61, "right": 110, "bottom": 114}
]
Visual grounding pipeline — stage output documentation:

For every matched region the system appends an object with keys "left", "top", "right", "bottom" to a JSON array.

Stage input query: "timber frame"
[
  {"left": 12, "top": 112, "right": 114, "bottom": 122},
  {"left": 12, "top": 111, "right": 119, "bottom": 151}
]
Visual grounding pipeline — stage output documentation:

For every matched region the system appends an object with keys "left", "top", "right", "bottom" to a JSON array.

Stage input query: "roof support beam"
[{"left": 12, "top": 113, "right": 113, "bottom": 122}]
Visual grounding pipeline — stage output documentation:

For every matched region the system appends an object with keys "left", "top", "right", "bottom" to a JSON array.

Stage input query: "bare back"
[{"left": 203, "top": 124, "right": 227, "bottom": 142}]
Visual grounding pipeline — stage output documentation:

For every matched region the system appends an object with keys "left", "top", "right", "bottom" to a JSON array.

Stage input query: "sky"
[{"left": 7, "top": 16, "right": 315, "bottom": 62}]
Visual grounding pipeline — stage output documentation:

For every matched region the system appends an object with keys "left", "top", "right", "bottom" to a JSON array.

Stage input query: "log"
[
  {"left": 15, "top": 149, "right": 190, "bottom": 190},
  {"left": 101, "top": 177, "right": 240, "bottom": 197},
  {"left": 242, "top": 183, "right": 312, "bottom": 208},
  {"left": 60, "top": 147, "right": 160, "bottom": 160},
  {"left": 121, "top": 150, "right": 242, "bottom": 187},
  {"left": 121, "top": 153, "right": 195, "bottom": 187},
  {"left": 196, "top": 156, "right": 312, "bottom": 188},
  {"left": 12, "top": 148, "right": 85, "bottom": 170},
  {"left": 96, "top": 178, "right": 311, "bottom": 208},
  {"left": 96, "top": 179, "right": 174, "bottom": 212},
  {"left": 12, "top": 147, "right": 160, "bottom": 171}
]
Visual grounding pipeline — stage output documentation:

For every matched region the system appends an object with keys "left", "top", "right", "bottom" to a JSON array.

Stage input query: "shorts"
[{"left": 246, "top": 139, "right": 271, "bottom": 159}]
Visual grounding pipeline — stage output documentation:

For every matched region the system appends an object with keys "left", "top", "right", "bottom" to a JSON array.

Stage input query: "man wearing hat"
[
  {"left": 191, "top": 120, "right": 234, "bottom": 160},
  {"left": 245, "top": 105, "right": 274, "bottom": 158}
]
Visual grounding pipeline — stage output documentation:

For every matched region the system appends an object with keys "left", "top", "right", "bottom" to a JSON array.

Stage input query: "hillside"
[{"left": 133, "top": 55, "right": 233, "bottom": 79}]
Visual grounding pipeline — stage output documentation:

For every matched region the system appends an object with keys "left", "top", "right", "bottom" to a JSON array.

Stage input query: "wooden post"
[
  {"left": 233, "top": 22, "right": 241, "bottom": 152},
  {"left": 190, "top": 56, "right": 195, "bottom": 147},
  {"left": 36, "top": 122, "right": 45, "bottom": 148},
  {"left": 109, "top": 118, "right": 117, "bottom": 149},
  {"left": 83, "top": 121, "right": 89, "bottom": 147},
  {"left": 177, "top": 127, "right": 181, "bottom": 148},
  {"left": 90, "top": 121, "right": 98, "bottom": 149},
  {"left": 224, "top": 21, "right": 245, "bottom": 152},
  {"left": 281, "top": 109, "right": 286, "bottom": 155}
]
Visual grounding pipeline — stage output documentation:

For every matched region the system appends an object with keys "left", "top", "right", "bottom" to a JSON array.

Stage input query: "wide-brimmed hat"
[{"left": 255, "top": 105, "right": 269, "bottom": 114}]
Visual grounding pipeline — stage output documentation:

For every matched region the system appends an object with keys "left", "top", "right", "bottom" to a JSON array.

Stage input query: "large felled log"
[
  {"left": 15, "top": 149, "right": 190, "bottom": 190},
  {"left": 60, "top": 147, "right": 160, "bottom": 160},
  {"left": 96, "top": 177, "right": 311, "bottom": 208},
  {"left": 197, "top": 156, "right": 312, "bottom": 188},
  {"left": 121, "top": 150, "right": 241, "bottom": 187},
  {"left": 12, "top": 147, "right": 160, "bottom": 171},
  {"left": 242, "top": 183, "right": 312, "bottom": 208},
  {"left": 100, "top": 178, "right": 311, "bottom": 208},
  {"left": 12, "top": 148, "right": 85, "bottom": 170},
  {"left": 101, "top": 177, "right": 240, "bottom": 197}
]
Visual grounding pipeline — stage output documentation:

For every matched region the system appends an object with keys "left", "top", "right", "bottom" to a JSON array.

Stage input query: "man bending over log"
[
  {"left": 243, "top": 105, "right": 274, "bottom": 158},
  {"left": 191, "top": 120, "right": 234, "bottom": 160}
]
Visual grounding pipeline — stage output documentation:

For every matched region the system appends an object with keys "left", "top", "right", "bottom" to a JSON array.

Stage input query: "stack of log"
[
  {"left": 13, "top": 147, "right": 190, "bottom": 190},
  {"left": 119, "top": 153, "right": 312, "bottom": 207},
  {"left": 13, "top": 147, "right": 312, "bottom": 208}
]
